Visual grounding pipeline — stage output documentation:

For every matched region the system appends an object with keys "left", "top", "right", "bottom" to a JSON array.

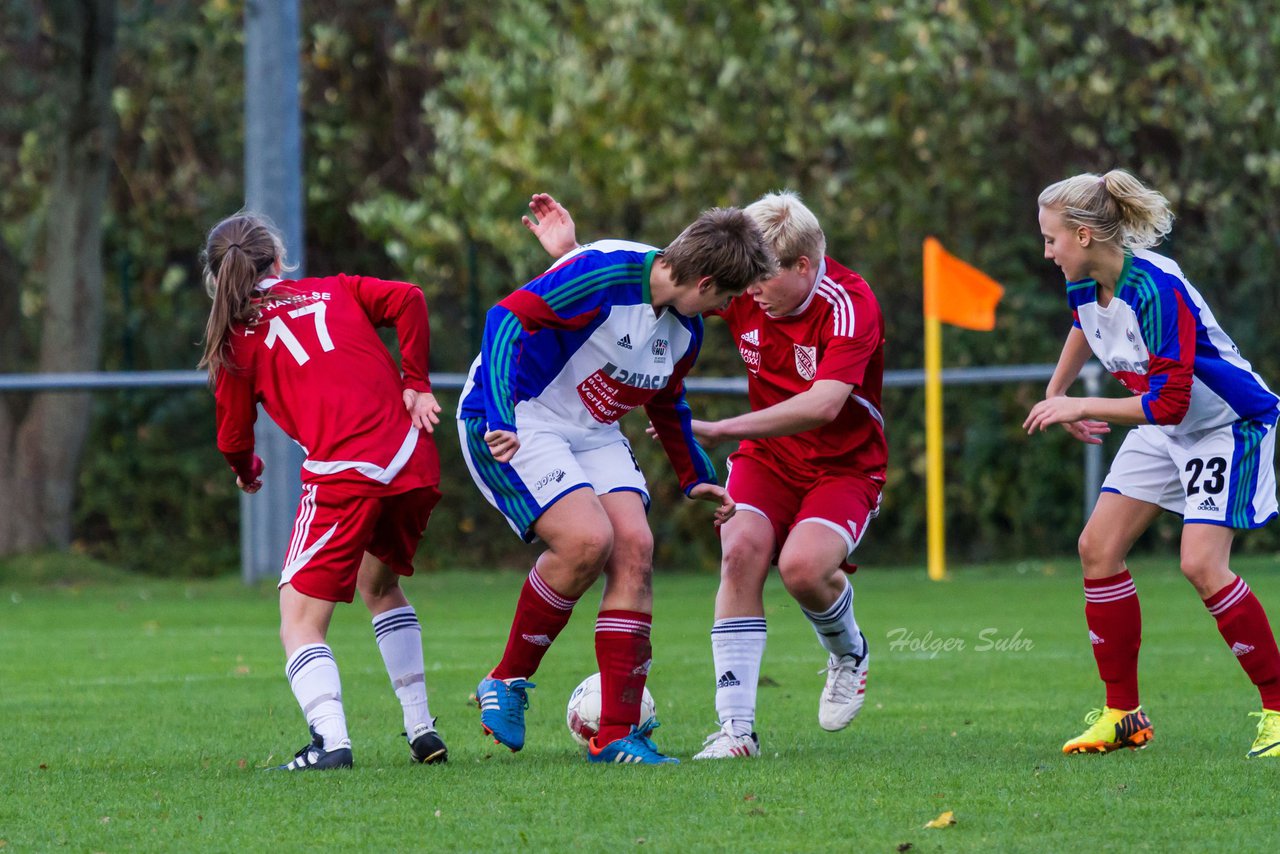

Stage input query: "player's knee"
[
  {"left": 357, "top": 580, "right": 398, "bottom": 611},
  {"left": 1177, "top": 556, "right": 1216, "bottom": 588},
  {"left": 721, "top": 534, "right": 767, "bottom": 578},
  {"left": 1077, "top": 528, "right": 1116, "bottom": 574},
  {"left": 560, "top": 526, "right": 615, "bottom": 575},
  {"left": 610, "top": 528, "right": 654, "bottom": 574},
  {"left": 777, "top": 558, "right": 825, "bottom": 600}
]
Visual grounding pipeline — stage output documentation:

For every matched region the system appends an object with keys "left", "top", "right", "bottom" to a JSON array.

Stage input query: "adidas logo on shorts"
[{"left": 1196, "top": 496, "right": 1222, "bottom": 512}]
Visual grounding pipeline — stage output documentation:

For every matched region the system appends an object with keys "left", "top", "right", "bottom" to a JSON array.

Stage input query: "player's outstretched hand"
[
  {"left": 523, "top": 193, "right": 580, "bottom": 259},
  {"left": 1062, "top": 419, "right": 1110, "bottom": 445},
  {"left": 688, "top": 483, "right": 736, "bottom": 527},
  {"left": 484, "top": 429, "right": 520, "bottom": 463},
  {"left": 1023, "top": 396, "right": 1105, "bottom": 442},
  {"left": 404, "top": 389, "right": 442, "bottom": 433},
  {"left": 236, "top": 454, "right": 265, "bottom": 494}
]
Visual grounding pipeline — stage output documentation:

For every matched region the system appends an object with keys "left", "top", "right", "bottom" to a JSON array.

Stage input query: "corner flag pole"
[
  {"left": 923, "top": 239, "right": 947, "bottom": 581},
  {"left": 921, "top": 237, "right": 1005, "bottom": 582}
]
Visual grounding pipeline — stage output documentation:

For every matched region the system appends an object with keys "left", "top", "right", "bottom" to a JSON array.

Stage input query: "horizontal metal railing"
[
  {"left": 0, "top": 363, "right": 1107, "bottom": 524},
  {"left": 0, "top": 364, "right": 1088, "bottom": 392}
]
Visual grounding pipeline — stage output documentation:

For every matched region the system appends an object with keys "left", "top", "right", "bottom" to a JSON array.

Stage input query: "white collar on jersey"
[
  {"left": 255, "top": 277, "right": 283, "bottom": 291},
  {"left": 770, "top": 257, "right": 828, "bottom": 318}
]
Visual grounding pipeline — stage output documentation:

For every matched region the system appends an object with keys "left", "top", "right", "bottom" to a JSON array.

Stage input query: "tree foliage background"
[{"left": 3, "top": 0, "right": 1277, "bottom": 573}]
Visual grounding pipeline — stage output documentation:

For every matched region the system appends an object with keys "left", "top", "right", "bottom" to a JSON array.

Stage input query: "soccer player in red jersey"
[
  {"left": 1026, "top": 170, "right": 1280, "bottom": 758},
  {"left": 524, "top": 192, "right": 886, "bottom": 758},
  {"left": 463, "top": 208, "right": 773, "bottom": 765},
  {"left": 200, "top": 212, "right": 447, "bottom": 770}
]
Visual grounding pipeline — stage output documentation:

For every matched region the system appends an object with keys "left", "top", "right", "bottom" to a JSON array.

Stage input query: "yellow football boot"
[
  {"left": 1246, "top": 709, "right": 1280, "bottom": 758},
  {"left": 1062, "top": 706, "right": 1153, "bottom": 754}
]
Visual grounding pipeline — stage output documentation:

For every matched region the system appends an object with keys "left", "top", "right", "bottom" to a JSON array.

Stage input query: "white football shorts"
[
  {"left": 1100, "top": 420, "right": 1277, "bottom": 528},
  {"left": 458, "top": 416, "right": 649, "bottom": 542}
]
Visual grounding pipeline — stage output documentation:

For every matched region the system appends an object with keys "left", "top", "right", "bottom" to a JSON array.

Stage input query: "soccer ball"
[{"left": 565, "top": 672, "right": 657, "bottom": 747}]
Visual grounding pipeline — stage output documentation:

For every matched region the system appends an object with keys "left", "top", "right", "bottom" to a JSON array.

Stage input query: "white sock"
[
  {"left": 285, "top": 643, "right": 350, "bottom": 749},
  {"left": 372, "top": 605, "right": 433, "bottom": 734},
  {"left": 802, "top": 580, "right": 864, "bottom": 658},
  {"left": 711, "top": 617, "right": 767, "bottom": 737}
]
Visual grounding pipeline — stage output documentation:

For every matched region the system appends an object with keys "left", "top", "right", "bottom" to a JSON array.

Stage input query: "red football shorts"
[
  {"left": 279, "top": 483, "right": 441, "bottom": 602},
  {"left": 724, "top": 449, "right": 882, "bottom": 572}
]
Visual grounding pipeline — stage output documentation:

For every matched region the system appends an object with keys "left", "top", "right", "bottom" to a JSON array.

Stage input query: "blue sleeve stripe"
[
  {"left": 1128, "top": 268, "right": 1167, "bottom": 353},
  {"left": 674, "top": 391, "right": 716, "bottom": 481},
  {"left": 692, "top": 430, "right": 716, "bottom": 482},
  {"left": 544, "top": 264, "right": 643, "bottom": 312},
  {"left": 486, "top": 311, "right": 526, "bottom": 426}
]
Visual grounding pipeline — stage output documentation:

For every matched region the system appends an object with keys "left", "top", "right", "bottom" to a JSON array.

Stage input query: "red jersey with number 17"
[
  {"left": 214, "top": 275, "right": 440, "bottom": 497},
  {"left": 715, "top": 257, "right": 886, "bottom": 483}
]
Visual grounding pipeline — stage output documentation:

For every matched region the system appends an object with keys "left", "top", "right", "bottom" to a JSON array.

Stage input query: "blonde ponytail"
[{"left": 1038, "top": 169, "right": 1174, "bottom": 250}]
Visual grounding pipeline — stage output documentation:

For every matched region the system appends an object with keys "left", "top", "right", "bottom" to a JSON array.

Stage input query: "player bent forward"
[
  {"left": 523, "top": 192, "right": 886, "bottom": 760},
  {"left": 1026, "top": 170, "right": 1280, "bottom": 758},
  {"left": 202, "top": 212, "right": 447, "bottom": 770},
  {"left": 459, "top": 207, "right": 775, "bottom": 764}
]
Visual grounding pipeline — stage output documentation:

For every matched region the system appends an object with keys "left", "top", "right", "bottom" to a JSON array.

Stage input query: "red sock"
[
  {"left": 1083, "top": 570, "right": 1142, "bottom": 710},
  {"left": 594, "top": 610, "right": 652, "bottom": 746},
  {"left": 1204, "top": 575, "right": 1280, "bottom": 710},
  {"left": 491, "top": 567, "right": 578, "bottom": 680}
]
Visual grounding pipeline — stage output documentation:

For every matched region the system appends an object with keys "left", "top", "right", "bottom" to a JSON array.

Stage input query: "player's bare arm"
[
  {"left": 1045, "top": 327, "right": 1095, "bottom": 398},
  {"left": 692, "top": 379, "right": 855, "bottom": 447},
  {"left": 403, "top": 389, "right": 442, "bottom": 433},
  {"left": 1024, "top": 395, "right": 1147, "bottom": 435},
  {"left": 522, "top": 193, "right": 580, "bottom": 258},
  {"left": 1035, "top": 326, "right": 1111, "bottom": 444},
  {"left": 484, "top": 428, "right": 520, "bottom": 463}
]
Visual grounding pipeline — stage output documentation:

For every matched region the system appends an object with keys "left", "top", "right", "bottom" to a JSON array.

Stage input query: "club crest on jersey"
[
  {"left": 651, "top": 338, "right": 668, "bottom": 357},
  {"left": 794, "top": 344, "right": 817, "bottom": 381}
]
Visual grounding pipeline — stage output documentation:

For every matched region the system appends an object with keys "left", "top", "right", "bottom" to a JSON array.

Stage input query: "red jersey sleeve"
[
  {"left": 815, "top": 291, "right": 882, "bottom": 388},
  {"left": 213, "top": 355, "right": 261, "bottom": 482},
  {"left": 343, "top": 275, "right": 433, "bottom": 393}
]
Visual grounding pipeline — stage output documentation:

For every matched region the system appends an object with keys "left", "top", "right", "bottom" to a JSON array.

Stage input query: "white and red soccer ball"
[{"left": 565, "top": 672, "right": 657, "bottom": 747}]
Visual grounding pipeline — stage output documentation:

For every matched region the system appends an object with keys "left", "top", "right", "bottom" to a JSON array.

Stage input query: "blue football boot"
[
  {"left": 477, "top": 676, "right": 535, "bottom": 752},
  {"left": 587, "top": 721, "right": 679, "bottom": 765}
]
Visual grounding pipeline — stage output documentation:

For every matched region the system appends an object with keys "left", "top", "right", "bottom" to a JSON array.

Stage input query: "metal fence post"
[
  {"left": 1081, "top": 361, "right": 1105, "bottom": 525},
  {"left": 242, "top": 0, "right": 305, "bottom": 583}
]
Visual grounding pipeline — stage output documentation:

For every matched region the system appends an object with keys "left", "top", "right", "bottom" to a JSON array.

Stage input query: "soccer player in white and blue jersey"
[
  {"left": 1025, "top": 169, "right": 1280, "bottom": 758},
  {"left": 459, "top": 208, "right": 776, "bottom": 764}
]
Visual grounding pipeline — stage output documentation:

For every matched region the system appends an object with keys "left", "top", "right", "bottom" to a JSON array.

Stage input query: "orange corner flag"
[{"left": 923, "top": 237, "right": 1005, "bottom": 331}]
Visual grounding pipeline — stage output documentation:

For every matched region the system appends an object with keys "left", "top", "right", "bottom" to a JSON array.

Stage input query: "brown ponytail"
[{"left": 198, "top": 212, "right": 291, "bottom": 383}]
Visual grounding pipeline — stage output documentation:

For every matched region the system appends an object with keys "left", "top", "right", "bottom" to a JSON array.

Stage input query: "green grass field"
[{"left": 4, "top": 555, "right": 1280, "bottom": 852}]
